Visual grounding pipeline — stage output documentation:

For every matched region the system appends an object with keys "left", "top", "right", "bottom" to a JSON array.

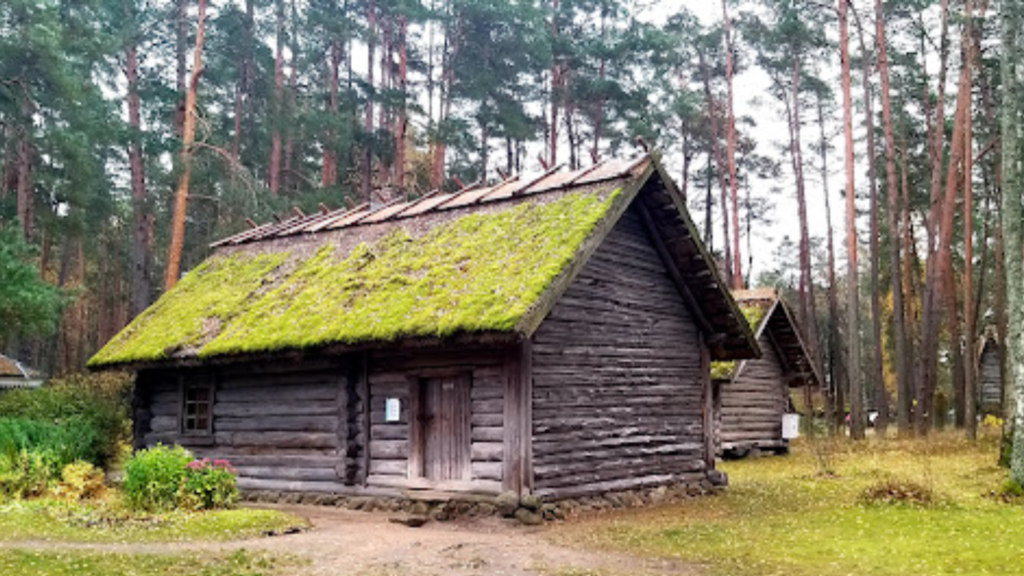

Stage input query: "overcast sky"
[{"left": 676, "top": 1, "right": 849, "bottom": 285}]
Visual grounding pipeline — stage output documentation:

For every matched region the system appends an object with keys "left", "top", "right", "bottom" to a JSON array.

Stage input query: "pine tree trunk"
[
  {"left": 175, "top": 0, "right": 187, "bottom": 136},
  {"left": 722, "top": 0, "right": 742, "bottom": 289},
  {"left": 126, "top": 37, "right": 151, "bottom": 318},
  {"left": 698, "top": 51, "right": 732, "bottom": 284},
  {"left": 15, "top": 107, "right": 33, "bottom": 242},
  {"left": 282, "top": 0, "right": 299, "bottom": 195},
  {"left": 788, "top": 58, "right": 819, "bottom": 365},
  {"left": 876, "top": 0, "right": 911, "bottom": 435},
  {"left": 322, "top": 42, "right": 340, "bottom": 188},
  {"left": 1002, "top": 0, "right": 1024, "bottom": 484},
  {"left": 549, "top": 0, "right": 560, "bottom": 167},
  {"left": 165, "top": 0, "right": 207, "bottom": 291},
  {"left": 963, "top": 0, "right": 978, "bottom": 439},
  {"left": 817, "top": 98, "right": 844, "bottom": 435},
  {"left": 933, "top": 60, "right": 972, "bottom": 431},
  {"left": 395, "top": 16, "right": 408, "bottom": 188},
  {"left": 919, "top": 0, "right": 952, "bottom": 435},
  {"left": 853, "top": 3, "right": 888, "bottom": 434},
  {"left": 840, "top": 0, "right": 863, "bottom": 439},
  {"left": 268, "top": 0, "right": 285, "bottom": 195}
]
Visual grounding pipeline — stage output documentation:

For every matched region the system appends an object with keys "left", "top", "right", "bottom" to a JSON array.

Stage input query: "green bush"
[
  {"left": 51, "top": 461, "right": 106, "bottom": 501},
  {"left": 123, "top": 446, "right": 240, "bottom": 512},
  {"left": 0, "top": 449, "right": 52, "bottom": 499},
  {"left": 123, "top": 445, "right": 193, "bottom": 512},
  {"left": 0, "top": 372, "right": 131, "bottom": 468},
  {"left": 180, "top": 459, "right": 239, "bottom": 511},
  {"left": 0, "top": 417, "right": 99, "bottom": 472}
]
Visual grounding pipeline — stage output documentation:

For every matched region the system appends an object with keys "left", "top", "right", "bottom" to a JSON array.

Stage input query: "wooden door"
[{"left": 419, "top": 375, "right": 471, "bottom": 482}]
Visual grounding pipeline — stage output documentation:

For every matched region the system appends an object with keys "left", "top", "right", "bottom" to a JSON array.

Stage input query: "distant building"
[
  {"left": 0, "top": 354, "right": 43, "bottom": 390},
  {"left": 712, "top": 288, "right": 820, "bottom": 457},
  {"left": 977, "top": 327, "right": 1002, "bottom": 415}
]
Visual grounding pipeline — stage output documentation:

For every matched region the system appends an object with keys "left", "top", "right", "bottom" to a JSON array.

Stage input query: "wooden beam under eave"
[{"left": 636, "top": 200, "right": 717, "bottom": 339}]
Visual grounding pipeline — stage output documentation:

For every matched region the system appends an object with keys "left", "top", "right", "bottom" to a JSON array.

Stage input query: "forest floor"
[
  {"left": 3, "top": 431, "right": 1020, "bottom": 576},
  {"left": 554, "top": 429, "right": 1023, "bottom": 576}
]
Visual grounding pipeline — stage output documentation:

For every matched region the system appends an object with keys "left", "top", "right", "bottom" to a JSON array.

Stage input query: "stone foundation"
[{"left": 241, "top": 476, "right": 727, "bottom": 525}]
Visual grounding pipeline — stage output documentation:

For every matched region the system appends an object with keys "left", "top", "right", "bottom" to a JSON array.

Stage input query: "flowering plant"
[{"left": 180, "top": 457, "right": 239, "bottom": 510}]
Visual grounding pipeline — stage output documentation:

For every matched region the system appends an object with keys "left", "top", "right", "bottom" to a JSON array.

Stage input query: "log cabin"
[
  {"left": 977, "top": 328, "right": 1002, "bottom": 415},
  {"left": 0, "top": 353, "right": 42, "bottom": 391},
  {"left": 711, "top": 288, "right": 819, "bottom": 457},
  {"left": 89, "top": 153, "right": 759, "bottom": 502}
]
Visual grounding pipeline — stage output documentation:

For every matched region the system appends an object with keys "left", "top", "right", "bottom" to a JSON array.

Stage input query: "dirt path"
[{"left": 3, "top": 505, "right": 700, "bottom": 576}]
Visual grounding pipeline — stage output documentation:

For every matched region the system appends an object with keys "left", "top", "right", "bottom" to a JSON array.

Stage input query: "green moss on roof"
[
  {"left": 88, "top": 253, "right": 289, "bottom": 367},
  {"left": 90, "top": 191, "right": 620, "bottom": 367},
  {"left": 709, "top": 301, "right": 771, "bottom": 380}
]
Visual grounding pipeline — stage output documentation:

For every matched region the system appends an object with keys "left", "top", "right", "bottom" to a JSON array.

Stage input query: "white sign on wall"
[
  {"left": 782, "top": 413, "right": 801, "bottom": 440},
  {"left": 385, "top": 397, "right": 401, "bottom": 423}
]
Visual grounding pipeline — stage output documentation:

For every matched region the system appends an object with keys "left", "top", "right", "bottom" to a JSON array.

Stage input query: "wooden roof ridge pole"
[
  {"left": 510, "top": 163, "right": 564, "bottom": 197},
  {"left": 165, "top": 0, "right": 207, "bottom": 290}
]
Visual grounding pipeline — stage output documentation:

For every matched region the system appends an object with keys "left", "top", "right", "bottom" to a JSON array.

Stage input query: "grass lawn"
[
  {"left": 554, "top": 431, "right": 1024, "bottom": 576},
  {"left": 0, "top": 549, "right": 300, "bottom": 576},
  {"left": 0, "top": 499, "right": 309, "bottom": 544}
]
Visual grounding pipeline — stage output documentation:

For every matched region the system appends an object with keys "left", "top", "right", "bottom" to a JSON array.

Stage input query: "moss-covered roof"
[
  {"left": 710, "top": 300, "right": 772, "bottom": 380},
  {"left": 89, "top": 188, "right": 623, "bottom": 368}
]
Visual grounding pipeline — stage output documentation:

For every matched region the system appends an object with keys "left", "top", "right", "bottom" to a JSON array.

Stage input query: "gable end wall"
[
  {"left": 718, "top": 330, "right": 788, "bottom": 452},
  {"left": 530, "top": 204, "right": 709, "bottom": 499}
]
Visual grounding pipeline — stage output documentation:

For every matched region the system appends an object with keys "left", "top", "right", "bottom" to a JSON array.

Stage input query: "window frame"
[{"left": 179, "top": 371, "right": 215, "bottom": 437}]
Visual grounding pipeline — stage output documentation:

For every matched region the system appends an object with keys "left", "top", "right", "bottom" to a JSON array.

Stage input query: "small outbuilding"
[
  {"left": 89, "top": 154, "right": 758, "bottom": 502},
  {"left": 0, "top": 353, "right": 43, "bottom": 391},
  {"left": 977, "top": 327, "right": 1002, "bottom": 415},
  {"left": 711, "top": 288, "right": 819, "bottom": 457}
]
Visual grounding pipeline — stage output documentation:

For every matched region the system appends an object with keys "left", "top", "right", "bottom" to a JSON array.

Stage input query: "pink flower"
[
  {"left": 187, "top": 460, "right": 204, "bottom": 470},
  {"left": 213, "top": 459, "right": 231, "bottom": 468}
]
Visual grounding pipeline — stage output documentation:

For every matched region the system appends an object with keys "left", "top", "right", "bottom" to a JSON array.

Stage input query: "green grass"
[
  {"left": 0, "top": 500, "right": 309, "bottom": 544},
  {"left": 555, "top": 430, "right": 1024, "bottom": 576},
  {"left": 0, "top": 549, "right": 298, "bottom": 576}
]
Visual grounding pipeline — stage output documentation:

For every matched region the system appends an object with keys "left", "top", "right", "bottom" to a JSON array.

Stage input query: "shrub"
[
  {"left": 123, "top": 446, "right": 240, "bottom": 512},
  {"left": 0, "top": 417, "right": 99, "bottom": 472},
  {"left": 123, "top": 445, "right": 192, "bottom": 512},
  {"left": 859, "top": 478, "right": 935, "bottom": 506},
  {"left": 180, "top": 459, "right": 239, "bottom": 511},
  {"left": 1000, "top": 422, "right": 1014, "bottom": 469},
  {"left": 0, "top": 372, "right": 131, "bottom": 468},
  {"left": 0, "top": 449, "right": 52, "bottom": 499},
  {"left": 51, "top": 461, "right": 106, "bottom": 501}
]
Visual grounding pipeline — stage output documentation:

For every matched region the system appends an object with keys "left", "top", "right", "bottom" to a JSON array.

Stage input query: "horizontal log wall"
[
  {"left": 364, "top": 349, "right": 505, "bottom": 494},
  {"left": 137, "top": 361, "right": 353, "bottom": 493},
  {"left": 719, "top": 331, "right": 787, "bottom": 450},
  {"left": 979, "top": 345, "right": 1001, "bottom": 412},
  {"left": 531, "top": 206, "right": 708, "bottom": 499}
]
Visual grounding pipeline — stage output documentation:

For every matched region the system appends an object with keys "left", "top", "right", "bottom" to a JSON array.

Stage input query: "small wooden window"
[{"left": 181, "top": 374, "right": 214, "bottom": 435}]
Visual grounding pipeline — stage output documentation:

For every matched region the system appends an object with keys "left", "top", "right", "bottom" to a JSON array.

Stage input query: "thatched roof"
[
  {"left": 89, "top": 154, "right": 758, "bottom": 369},
  {"left": 712, "top": 288, "right": 820, "bottom": 387}
]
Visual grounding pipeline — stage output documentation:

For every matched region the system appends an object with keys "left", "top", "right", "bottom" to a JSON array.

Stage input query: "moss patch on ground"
[
  {"left": 0, "top": 500, "right": 308, "bottom": 543},
  {"left": 710, "top": 301, "right": 770, "bottom": 380},
  {"left": 91, "top": 190, "right": 620, "bottom": 366},
  {"left": 0, "top": 549, "right": 299, "bottom": 576},
  {"left": 553, "top": 432, "right": 1022, "bottom": 576}
]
